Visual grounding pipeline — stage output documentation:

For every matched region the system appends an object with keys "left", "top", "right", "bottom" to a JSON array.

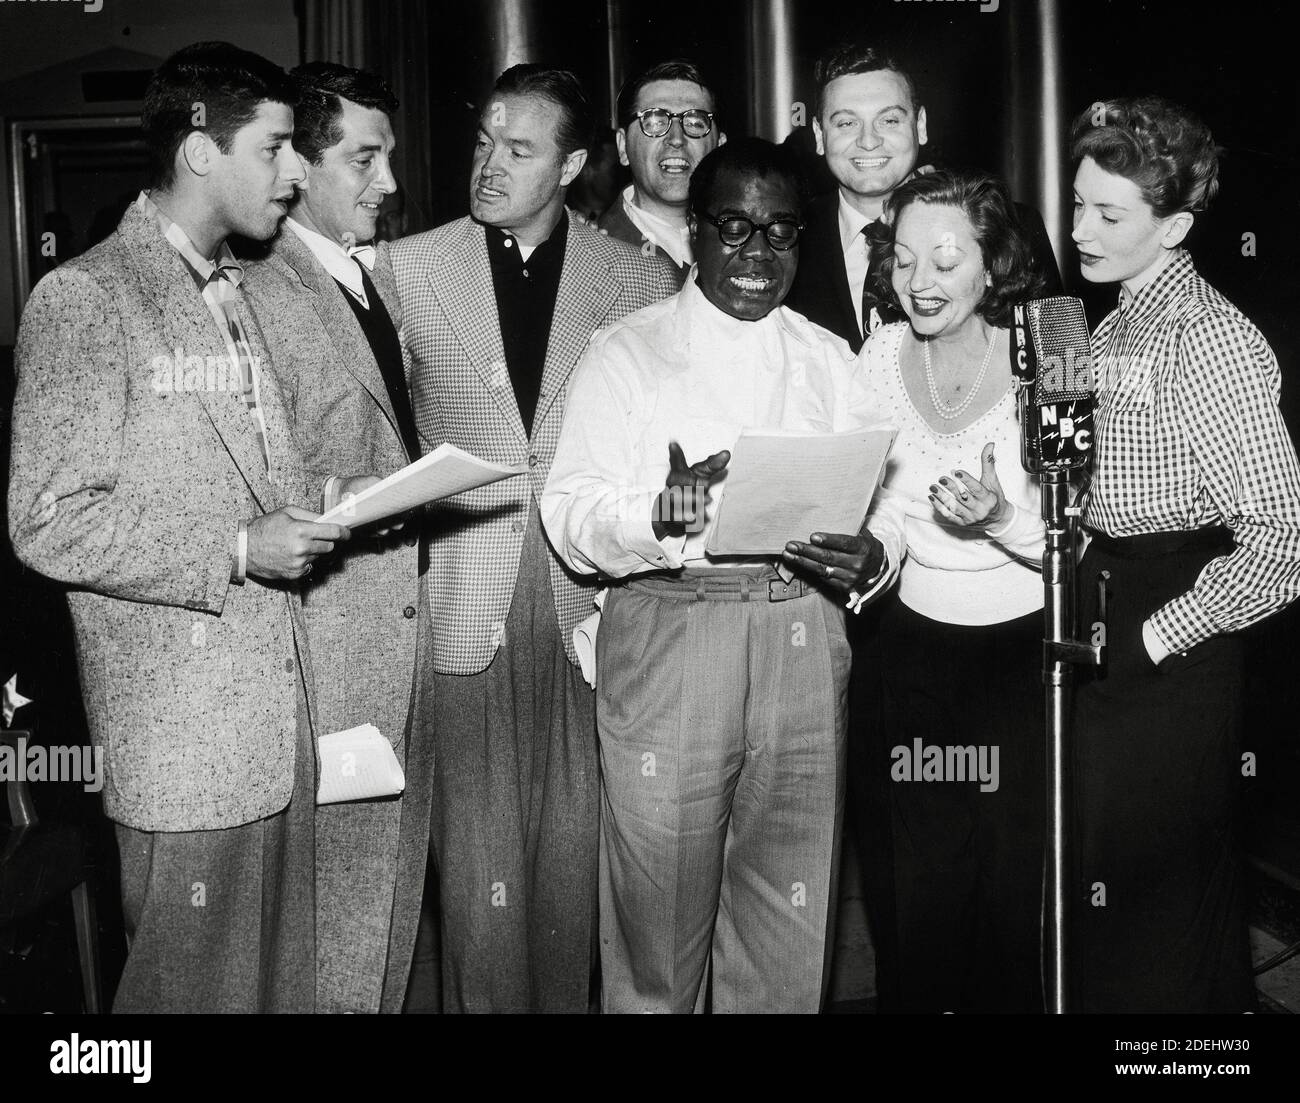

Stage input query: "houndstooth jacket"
[{"left": 392, "top": 214, "right": 679, "bottom": 675}]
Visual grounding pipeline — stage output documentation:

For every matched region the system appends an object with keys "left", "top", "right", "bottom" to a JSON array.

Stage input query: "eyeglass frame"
[
  {"left": 629, "top": 108, "right": 716, "bottom": 139},
  {"left": 695, "top": 211, "right": 805, "bottom": 252}
]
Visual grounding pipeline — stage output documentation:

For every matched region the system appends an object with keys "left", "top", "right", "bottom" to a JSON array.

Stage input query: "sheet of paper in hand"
[
  {"left": 317, "top": 443, "right": 526, "bottom": 528},
  {"left": 316, "top": 724, "right": 405, "bottom": 805},
  {"left": 705, "top": 427, "right": 897, "bottom": 556}
]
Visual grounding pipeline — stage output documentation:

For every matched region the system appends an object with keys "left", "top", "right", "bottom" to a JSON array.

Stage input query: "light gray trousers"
[{"left": 596, "top": 569, "right": 849, "bottom": 1014}]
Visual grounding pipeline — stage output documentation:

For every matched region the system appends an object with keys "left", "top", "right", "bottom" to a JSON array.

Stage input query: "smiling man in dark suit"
[
  {"left": 786, "top": 42, "right": 1061, "bottom": 353},
  {"left": 8, "top": 42, "right": 347, "bottom": 1012},
  {"left": 392, "top": 63, "right": 678, "bottom": 1012},
  {"left": 240, "top": 61, "right": 434, "bottom": 1014}
]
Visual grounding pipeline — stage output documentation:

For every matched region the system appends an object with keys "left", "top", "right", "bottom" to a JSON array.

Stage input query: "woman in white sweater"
[{"left": 856, "top": 170, "right": 1049, "bottom": 1012}]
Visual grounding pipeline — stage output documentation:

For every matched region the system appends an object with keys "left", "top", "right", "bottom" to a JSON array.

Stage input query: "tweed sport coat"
[
  {"left": 392, "top": 214, "right": 679, "bottom": 675},
  {"left": 7, "top": 200, "right": 316, "bottom": 832},
  {"left": 239, "top": 228, "right": 436, "bottom": 1013},
  {"left": 240, "top": 230, "right": 429, "bottom": 747}
]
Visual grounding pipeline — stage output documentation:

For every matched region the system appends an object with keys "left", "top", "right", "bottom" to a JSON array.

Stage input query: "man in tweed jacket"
[
  {"left": 392, "top": 64, "right": 678, "bottom": 1011},
  {"left": 240, "top": 63, "right": 434, "bottom": 1014},
  {"left": 6, "top": 43, "right": 347, "bottom": 1012}
]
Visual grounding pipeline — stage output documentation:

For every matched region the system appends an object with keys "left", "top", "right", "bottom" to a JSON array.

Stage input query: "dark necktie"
[{"left": 861, "top": 221, "right": 907, "bottom": 343}]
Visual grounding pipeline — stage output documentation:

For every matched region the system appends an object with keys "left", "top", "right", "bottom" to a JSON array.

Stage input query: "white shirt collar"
[
  {"left": 284, "top": 217, "right": 376, "bottom": 305},
  {"left": 675, "top": 266, "right": 817, "bottom": 355},
  {"left": 621, "top": 185, "right": 693, "bottom": 268},
  {"left": 836, "top": 190, "right": 875, "bottom": 257}
]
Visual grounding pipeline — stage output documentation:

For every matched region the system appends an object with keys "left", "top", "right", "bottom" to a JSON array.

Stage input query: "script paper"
[
  {"left": 705, "top": 427, "right": 897, "bottom": 556},
  {"left": 316, "top": 724, "right": 405, "bottom": 805},
  {"left": 317, "top": 442, "right": 526, "bottom": 527}
]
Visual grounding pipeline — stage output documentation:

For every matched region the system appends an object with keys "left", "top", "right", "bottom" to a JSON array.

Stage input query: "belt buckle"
[{"left": 768, "top": 577, "right": 803, "bottom": 603}]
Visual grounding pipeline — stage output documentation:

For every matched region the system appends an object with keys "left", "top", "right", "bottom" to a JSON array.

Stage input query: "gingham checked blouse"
[{"left": 1082, "top": 248, "right": 1300, "bottom": 653}]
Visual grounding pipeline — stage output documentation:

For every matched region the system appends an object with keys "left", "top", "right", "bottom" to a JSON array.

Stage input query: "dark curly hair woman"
[{"left": 854, "top": 168, "right": 1051, "bottom": 1011}]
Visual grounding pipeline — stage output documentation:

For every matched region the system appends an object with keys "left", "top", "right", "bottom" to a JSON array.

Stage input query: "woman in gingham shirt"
[{"left": 1068, "top": 96, "right": 1300, "bottom": 1012}]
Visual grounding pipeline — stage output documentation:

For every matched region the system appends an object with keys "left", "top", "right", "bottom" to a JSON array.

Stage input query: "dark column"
[
  {"left": 1004, "top": 0, "right": 1067, "bottom": 271},
  {"left": 745, "top": 0, "right": 798, "bottom": 142}
]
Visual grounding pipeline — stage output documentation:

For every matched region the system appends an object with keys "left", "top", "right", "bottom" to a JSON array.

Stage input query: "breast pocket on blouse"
[{"left": 1098, "top": 356, "right": 1158, "bottom": 442}]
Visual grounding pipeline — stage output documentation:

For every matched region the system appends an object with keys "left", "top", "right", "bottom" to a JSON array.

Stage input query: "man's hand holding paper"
[
  {"left": 702, "top": 426, "right": 896, "bottom": 563},
  {"left": 782, "top": 529, "right": 886, "bottom": 596},
  {"left": 317, "top": 442, "right": 527, "bottom": 529},
  {"left": 330, "top": 474, "right": 407, "bottom": 537}
]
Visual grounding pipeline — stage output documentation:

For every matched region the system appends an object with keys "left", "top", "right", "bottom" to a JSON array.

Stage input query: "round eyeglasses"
[
  {"left": 632, "top": 108, "right": 715, "bottom": 139},
  {"left": 698, "top": 212, "right": 803, "bottom": 251}
]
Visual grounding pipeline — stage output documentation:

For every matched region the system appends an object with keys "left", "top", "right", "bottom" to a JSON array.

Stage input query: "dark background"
[{"left": 1, "top": 0, "right": 1297, "bottom": 1012}]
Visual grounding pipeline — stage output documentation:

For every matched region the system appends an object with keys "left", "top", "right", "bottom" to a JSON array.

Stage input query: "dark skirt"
[
  {"left": 868, "top": 592, "right": 1046, "bottom": 1013},
  {"left": 1072, "top": 527, "right": 1253, "bottom": 1013}
]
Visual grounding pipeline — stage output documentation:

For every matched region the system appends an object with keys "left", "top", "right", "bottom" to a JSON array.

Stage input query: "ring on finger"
[
  {"left": 824, "top": 564, "right": 834, "bottom": 578},
  {"left": 960, "top": 491, "right": 970, "bottom": 501}
]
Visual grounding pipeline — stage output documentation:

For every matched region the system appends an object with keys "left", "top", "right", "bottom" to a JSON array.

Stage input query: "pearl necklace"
[{"left": 922, "top": 328, "right": 995, "bottom": 421}]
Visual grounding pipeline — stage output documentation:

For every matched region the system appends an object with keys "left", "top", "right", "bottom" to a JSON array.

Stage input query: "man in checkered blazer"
[{"left": 392, "top": 64, "right": 678, "bottom": 1012}]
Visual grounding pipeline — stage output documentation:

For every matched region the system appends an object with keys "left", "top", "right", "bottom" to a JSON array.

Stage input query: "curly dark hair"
[
  {"left": 1069, "top": 95, "right": 1219, "bottom": 217},
  {"left": 143, "top": 41, "right": 295, "bottom": 190},
  {"left": 867, "top": 170, "right": 1045, "bottom": 327}
]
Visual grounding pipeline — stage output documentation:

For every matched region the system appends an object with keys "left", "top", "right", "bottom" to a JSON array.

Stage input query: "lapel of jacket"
[
  {"left": 429, "top": 220, "right": 524, "bottom": 441},
  {"left": 534, "top": 222, "right": 620, "bottom": 430},
  {"left": 118, "top": 204, "right": 281, "bottom": 513},
  {"left": 372, "top": 240, "right": 402, "bottom": 325},
  {"left": 605, "top": 201, "right": 643, "bottom": 248},
  {"left": 602, "top": 201, "right": 688, "bottom": 282},
  {"left": 809, "top": 194, "right": 861, "bottom": 348},
  {"left": 271, "top": 228, "right": 402, "bottom": 443}
]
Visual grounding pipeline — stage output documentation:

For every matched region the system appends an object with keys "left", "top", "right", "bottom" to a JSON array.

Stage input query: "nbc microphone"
[{"left": 1009, "top": 296, "right": 1095, "bottom": 473}]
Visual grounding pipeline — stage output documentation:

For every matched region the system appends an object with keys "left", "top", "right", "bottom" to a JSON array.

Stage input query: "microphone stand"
[
  {"left": 1032, "top": 442, "right": 1106, "bottom": 1015},
  {"left": 1011, "top": 295, "right": 1106, "bottom": 1013}
]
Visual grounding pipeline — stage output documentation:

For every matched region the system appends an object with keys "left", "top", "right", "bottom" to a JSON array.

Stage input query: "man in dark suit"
[
  {"left": 597, "top": 60, "right": 726, "bottom": 287},
  {"left": 392, "top": 64, "right": 679, "bottom": 1012},
  {"left": 240, "top": 62, "right": 434, "bottom": 1014},
  {"left": 7, "top": 42, "right": 348, "bottom": 1012},
  {"left": 785, "top": 43, "right": 1061, "bottom": 353}
]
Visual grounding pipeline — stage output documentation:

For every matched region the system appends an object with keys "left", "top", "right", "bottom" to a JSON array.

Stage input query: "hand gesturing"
[
  {"left": 651, "top": 440, "right": 730, "bottom": 540},
  {"left": 928, "top": 442, "right": 1011, "bottom": 528}
]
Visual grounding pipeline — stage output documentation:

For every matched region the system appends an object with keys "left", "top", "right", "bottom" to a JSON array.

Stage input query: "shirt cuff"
[
  {"left": 231, "top": 519, "right": 248, "bottom": 585},
  {"left": 1141, "top": 618, "right": 1172, "bottom": 667},
  {"left": 983, "top": 501, "right": 1043, "bottom": 554},
  {"left": 984, "top": 501, "right": 1023, "bottom": 540},
  {"left": 1147, "top": 590, "right": 1218, "bottom": 655},
  {"left": 847, "top": 549, "right": 893, "bottom": 613},
  {"left": 622, "top": 493, "right": 686, "bottom": 571},
  {"left": 321, "top": 475, "right": 344, "bottom": 514}
]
